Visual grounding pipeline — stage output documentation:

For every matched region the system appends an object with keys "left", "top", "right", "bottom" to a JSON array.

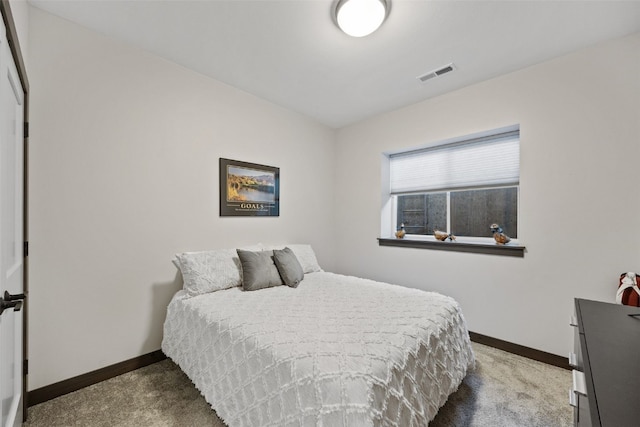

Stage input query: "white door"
[{"left": 0, "top": 14, "right": 25, "bottom": 427}]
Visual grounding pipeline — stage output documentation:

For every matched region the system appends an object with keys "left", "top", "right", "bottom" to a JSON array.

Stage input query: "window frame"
[
  {"left": 391, "top": 185, "right": 520, "bottom": 242},
  {"left": 380, "top": 126, "right": 525, "bottom": 256}
]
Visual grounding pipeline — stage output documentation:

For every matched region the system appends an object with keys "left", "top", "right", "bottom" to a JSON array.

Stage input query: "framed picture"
[{"left": 219, "top": 158, "right": 280, "bottom": 217}]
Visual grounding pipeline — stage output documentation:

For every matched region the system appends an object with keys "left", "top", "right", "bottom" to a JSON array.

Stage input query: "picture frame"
[{"left": 219, "top": 158, "right": 280, "bottom": 217}]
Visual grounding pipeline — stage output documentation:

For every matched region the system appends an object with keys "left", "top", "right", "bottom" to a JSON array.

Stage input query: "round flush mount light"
[{"left": 335, "top": 0, "right": 389, "bottom": 38}]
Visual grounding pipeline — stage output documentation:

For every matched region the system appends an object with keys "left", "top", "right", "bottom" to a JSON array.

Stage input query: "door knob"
[
  {"left": 0, "top": 298, "right": 22, "bottom": 315},
  {"left": 0, "top": 290, "right": 24, "bottom": 315},
  {"left": 4, "top": 290, "right": 25, "bottom": 301}
]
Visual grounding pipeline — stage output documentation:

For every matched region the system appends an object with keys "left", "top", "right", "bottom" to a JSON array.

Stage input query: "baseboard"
[
  {"left": 27, "top": 350, "right": 166, "bottom": 407},
  {"left": 27, "top": 332, "right": 568, "bottom": 407},
  {"left": 469, "top": 331, "right": 570, "bottom": 370}
]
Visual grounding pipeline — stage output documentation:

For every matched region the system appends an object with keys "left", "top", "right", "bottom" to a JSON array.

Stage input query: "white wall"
[
  {"left": 334, "top": 32, "right": 640, "bottom": 357},
  {"left": 27, "top": 3, "right": 640, "bottom": 390},
  {"left": 27, "top": 8, "right": 336, "bottom": 390}
]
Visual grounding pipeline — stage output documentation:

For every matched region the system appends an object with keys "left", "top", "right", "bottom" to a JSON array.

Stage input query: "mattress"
[{"left": 162, "top": 271, "right": 475, "bottom": 426}]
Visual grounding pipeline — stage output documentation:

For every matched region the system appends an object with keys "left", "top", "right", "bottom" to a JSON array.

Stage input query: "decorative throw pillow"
[
  {"left": 175, "top": 249, "right": 242, "bottom": 296},
  {"left": 265, "top": 244, "right": 322, "bottom": 274},
  {"left": 237, "top": 249, "right": 284, "bottom": 291},
  {"left": 273, "top": 247, "right": 304, "bottom": 288},
  {"left": 174, "top": 244, "right": 263, "bottom": 296}
]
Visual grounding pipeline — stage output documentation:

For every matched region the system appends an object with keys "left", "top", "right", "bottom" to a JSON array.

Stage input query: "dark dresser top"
[{"left": 576, "top": 298, "right": 640, "bottom": 427}]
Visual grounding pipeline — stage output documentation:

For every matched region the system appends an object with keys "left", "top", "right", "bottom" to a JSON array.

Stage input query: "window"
[
  {"left": 396, "top": 187, "right": 518, "bottom": 238},
  {"left": 386, "top": 127, "right": 520, "bottom": 242}
]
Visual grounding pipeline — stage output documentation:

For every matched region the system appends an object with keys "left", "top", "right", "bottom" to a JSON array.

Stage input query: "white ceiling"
[{"left": 28, "top": 0, "right": 640, "bottom": 129}]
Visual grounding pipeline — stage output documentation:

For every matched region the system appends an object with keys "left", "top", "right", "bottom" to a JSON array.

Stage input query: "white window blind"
[{"left": 389, "top": 130, "right": 520, "bottom": 194}]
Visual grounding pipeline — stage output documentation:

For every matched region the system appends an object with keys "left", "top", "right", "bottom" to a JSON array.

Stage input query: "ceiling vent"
[{"left": 417, "top": 63, "right": 456, "bottom": 83}]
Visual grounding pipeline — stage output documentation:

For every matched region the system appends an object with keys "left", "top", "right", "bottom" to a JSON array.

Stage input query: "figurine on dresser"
[{"left": 617, "top": 272, "right": 640, "bottom": 306}]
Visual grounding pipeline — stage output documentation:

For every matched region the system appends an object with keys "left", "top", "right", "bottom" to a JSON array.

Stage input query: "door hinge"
[
  {"left": 24, "top": 359, "right": 28, "bottom": 375},
  {"left": 23, "top": 241, "right": 28, "bottom": 257},
  {"left": 23, "top": 122, "right": 28, "bottom": 138}
]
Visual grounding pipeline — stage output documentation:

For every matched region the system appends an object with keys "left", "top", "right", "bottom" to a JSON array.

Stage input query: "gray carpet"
[{"left": 25, "top": 343, "right": 572, "bottom": 426}]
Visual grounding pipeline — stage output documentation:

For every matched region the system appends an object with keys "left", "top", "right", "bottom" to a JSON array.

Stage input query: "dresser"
[{"left": 570, "top": 299, "right": 640, "bottom": 427}]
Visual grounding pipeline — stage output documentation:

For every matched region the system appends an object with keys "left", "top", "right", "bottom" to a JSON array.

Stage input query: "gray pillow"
[
  {"left": 236, "top": 249, "right": 283, "bottom": 291},
  {"left": 273, "top": 247, "right": 304, "bottom": 288},
  {"left": 264, "top": 244, "right": 322, "bottom": 273}
]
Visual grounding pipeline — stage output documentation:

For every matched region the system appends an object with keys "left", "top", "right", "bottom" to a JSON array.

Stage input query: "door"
[{"left": 0, "top": 14, "right": 24, "bottom": 427}]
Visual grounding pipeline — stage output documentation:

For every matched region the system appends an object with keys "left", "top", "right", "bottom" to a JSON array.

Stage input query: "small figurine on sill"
[
  {"left": 434, "top": 229, "right": 456, "bottom": 241},
  {"left": 395, "top": 223, "right": 406, "bottom": 239},
  {"left": 490, "top": 223, "right": 511, "bottom": 245}
]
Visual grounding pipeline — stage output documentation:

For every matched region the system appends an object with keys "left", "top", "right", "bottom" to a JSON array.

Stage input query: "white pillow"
[
  {"left": 264, "top": 244, "right": 322, "bottom": 274},
  {"left": 174, "top": 244, "right": 263, "bottom": 296}
]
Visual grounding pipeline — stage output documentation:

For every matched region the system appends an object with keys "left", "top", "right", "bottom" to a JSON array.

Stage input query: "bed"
[{"left": 162, "top": 245, "right": 475, "bottom": 427}]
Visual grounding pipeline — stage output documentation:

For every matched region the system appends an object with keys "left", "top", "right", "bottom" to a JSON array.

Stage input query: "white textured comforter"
[{"left": 162, "top": 272, "right": 474, "bottom": 427}]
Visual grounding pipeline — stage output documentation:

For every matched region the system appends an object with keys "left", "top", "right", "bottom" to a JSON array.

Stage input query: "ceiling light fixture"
[{"left": 335, "top": 0, "right": 389, "bottom": 38}]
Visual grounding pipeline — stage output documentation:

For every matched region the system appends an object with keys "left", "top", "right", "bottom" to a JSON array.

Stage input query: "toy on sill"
[
  {"left": 490, "top": 223, "right": 511, "bottom": 245},
  {"left": 434, "top": 229, "right": 456, "bottom": 242},
  {"left": 395, "top": 223, "right": 406, "bottom": 239}
]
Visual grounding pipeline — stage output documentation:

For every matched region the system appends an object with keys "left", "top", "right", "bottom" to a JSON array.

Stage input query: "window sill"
[{"left": 377, "top": 237, "right": 526, "bottom": 257}]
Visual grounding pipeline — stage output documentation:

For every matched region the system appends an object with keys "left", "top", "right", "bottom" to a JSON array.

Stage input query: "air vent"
[{"left": 417, "top": 63, "right": 456, "bottom": 83}]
